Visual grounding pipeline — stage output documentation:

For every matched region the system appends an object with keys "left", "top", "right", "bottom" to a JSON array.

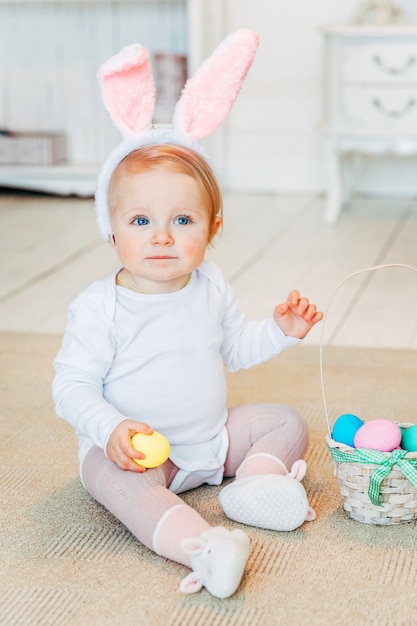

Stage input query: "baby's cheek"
[
  {"left": 183, "top": 240, "right": 207, "bottom": 260},
  {"left": 118, "top": 239, "right": 141, "bottom": 262}
]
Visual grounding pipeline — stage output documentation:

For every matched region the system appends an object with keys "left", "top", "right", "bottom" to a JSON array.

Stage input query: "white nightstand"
[{"left": 321, "top": 24, "right": 417, "bottom": 224}]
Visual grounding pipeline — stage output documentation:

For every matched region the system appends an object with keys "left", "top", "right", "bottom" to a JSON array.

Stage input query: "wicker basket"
[
  {"left": 326, "top": 428, "right": 417, "bottom": 524},
  {"left": 321, "top": 264, "right": 417, "bottom": 525}
]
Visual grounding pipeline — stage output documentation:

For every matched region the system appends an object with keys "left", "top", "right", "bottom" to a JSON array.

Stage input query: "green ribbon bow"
[{"left": 329, "top": 446, "right": 417, "bottom": 506}]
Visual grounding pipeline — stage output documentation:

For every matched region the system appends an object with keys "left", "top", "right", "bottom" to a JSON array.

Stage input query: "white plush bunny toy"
[{"left": 95, "top": 28, "right": 259, "bottom": 242}]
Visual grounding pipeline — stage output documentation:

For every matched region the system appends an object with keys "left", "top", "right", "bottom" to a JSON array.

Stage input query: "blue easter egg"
[
  {"left": 332, "top": 413, "right": 364, "bottom": 447},
  {"left": 401, "top": 424, "right": 417, "bottom": 451}
]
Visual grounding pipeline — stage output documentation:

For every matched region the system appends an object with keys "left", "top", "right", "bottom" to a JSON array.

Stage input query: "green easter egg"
[{"left": 401, "top": 424, "right": 417, "bottom": 451}]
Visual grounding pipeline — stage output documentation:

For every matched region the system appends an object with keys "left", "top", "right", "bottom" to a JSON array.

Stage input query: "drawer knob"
[
  {"left": 372, "top": 97, "right": 416, "bottom": 117},
  {"left": 373, "top": 55, "right": 416, "bottom": 75}
]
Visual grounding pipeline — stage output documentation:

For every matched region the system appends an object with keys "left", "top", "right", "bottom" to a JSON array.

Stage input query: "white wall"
[
  {"left": 192, "top": 0, "right": 417, "bottom": 196},
  {"left": 0, "top": 0, "right": 187, "bottom": 166},
  {"left": 2, "top": 0, "right": 417, "bottom": 197}
]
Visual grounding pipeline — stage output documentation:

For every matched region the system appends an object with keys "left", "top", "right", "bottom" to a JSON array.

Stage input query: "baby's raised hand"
[
  {"left": 106, "top": 419, "right": 153, "bottom": 472},
  {"left": 273, "top": 290, "right": 323, "bottom": 339}
]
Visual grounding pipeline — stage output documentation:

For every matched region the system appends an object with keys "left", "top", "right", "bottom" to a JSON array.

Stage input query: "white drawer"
[
  {"left": 340, "top": 86, "right": 417, "bottom": 131},
  {"left": 342, "top": 43, "right": 417, "bottom": 83}
]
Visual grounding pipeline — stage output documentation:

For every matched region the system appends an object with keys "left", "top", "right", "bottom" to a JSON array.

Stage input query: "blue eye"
[
  {"left": 175, "top": 216, "right": 190, "bottom": 225},
  {"left": 133, "top": 216, "right": 149, "bottom": 226}
]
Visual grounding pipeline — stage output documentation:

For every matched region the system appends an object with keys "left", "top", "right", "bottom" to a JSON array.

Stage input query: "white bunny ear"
[
  {"left": 173, "top": 29, "right": 259, "bottom": 140},
  {"left": 99, "top": 43, "right": 155, "bottom": 137}
]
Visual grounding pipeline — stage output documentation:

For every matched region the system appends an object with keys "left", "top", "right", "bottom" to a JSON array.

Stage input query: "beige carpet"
[{"left": 1, "top": 333, "right": 417, "bottom": 626}]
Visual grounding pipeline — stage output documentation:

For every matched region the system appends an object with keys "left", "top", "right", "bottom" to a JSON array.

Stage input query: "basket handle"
[{"left": 319, "top": 263, "right": 417, "bottom": 436}]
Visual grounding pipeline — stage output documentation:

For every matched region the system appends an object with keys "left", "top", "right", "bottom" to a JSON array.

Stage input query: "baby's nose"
[{"left": 151, "top": 227, "right": 174, "bottom": 245}]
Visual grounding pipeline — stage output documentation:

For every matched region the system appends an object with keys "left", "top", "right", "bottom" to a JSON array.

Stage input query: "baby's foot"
[
  {"left": 219, "top": 473, "right": 316, "bottom": 532},
  {"left": 179, "top": 526, "right": 250, "bottom": 598}
]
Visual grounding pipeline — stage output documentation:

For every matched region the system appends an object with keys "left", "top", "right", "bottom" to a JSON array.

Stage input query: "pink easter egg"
[{"left": 353, "top": 419, "right": 402, "bottom": 452}]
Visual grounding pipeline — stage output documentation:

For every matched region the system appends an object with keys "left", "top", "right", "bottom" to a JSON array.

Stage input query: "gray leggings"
[{"left": 81, "top": 403, "right": 308, "bottom": 552}]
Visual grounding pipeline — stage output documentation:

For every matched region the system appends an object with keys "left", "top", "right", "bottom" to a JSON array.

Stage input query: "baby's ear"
[
  {"left": 209, "top": 216, "right": 223, "bottom": 242},
  {"left": 98, "top": 43, "right": 155, "bottom": 138},
  {"left": 173, "top": 29, "right": 259, "bottom": 141}
]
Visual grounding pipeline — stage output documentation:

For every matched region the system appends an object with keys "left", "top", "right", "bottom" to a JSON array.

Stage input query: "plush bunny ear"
[
  {"left": 173, "top": 29, "right": 259, "bottom": 140},
  {"left": 99, "top": 43, "right": 155, "bottom": 137},
  {"left": 95, "top": 30, "right": 259, "bottom": 242}
]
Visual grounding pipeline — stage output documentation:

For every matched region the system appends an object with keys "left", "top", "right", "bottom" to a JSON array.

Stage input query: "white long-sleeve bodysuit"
[{"left": 53, "top": 260, "right": 299, "bottom": 493}]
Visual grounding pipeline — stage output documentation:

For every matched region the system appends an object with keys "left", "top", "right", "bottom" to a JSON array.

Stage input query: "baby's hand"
[
  {"left": 106, "top": 419, "right": 153, "bottom": 472},
  {"left": 273, "top": 290, "right": 323, "bottom": 339}
]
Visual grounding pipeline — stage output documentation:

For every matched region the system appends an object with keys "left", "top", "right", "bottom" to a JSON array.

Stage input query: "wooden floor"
[{"left": 1, "top": 188, "right": 417, "bottom": 348}]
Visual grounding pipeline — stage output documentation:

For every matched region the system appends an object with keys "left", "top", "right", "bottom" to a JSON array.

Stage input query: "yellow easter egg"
[{"left": 131, "top": 431, "right": 170, "bottom": 468}]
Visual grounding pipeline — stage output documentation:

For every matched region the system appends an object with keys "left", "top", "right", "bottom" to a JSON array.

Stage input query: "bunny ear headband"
[{"left": 95, "top": 28, "right": 259, "bottom": 240}]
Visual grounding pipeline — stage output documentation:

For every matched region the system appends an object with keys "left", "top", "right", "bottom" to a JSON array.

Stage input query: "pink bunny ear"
[
  {"left": 179, "top": 572, "right": 204, "bottom": 595},
  {"left": 289, "top": 459, "right": 307, "bottom": 481},
  {"left": 99, "top": 43, "right": 155, "bottom": 137},
  {"left": 180, "top": 537, "right": 205, "bottom": 555},
  {"left": 173, "top": 29, "right": 259, "bottom": 140}
]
